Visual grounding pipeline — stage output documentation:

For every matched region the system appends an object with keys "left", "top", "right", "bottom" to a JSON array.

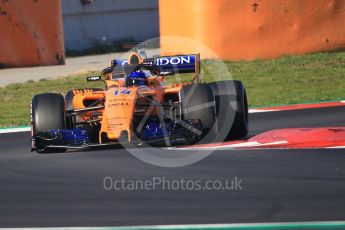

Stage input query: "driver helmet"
[{"left": 126, "top": 70, "right": 147, "bottom": 86}]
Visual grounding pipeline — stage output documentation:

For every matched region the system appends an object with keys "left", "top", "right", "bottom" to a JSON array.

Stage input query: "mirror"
[{"left": 86, "top": 75, "right": 101, "bottom": 82}]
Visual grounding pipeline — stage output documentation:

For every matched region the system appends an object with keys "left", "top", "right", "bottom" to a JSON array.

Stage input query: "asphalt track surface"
[{"left": 1, "top": 106, "right": 345, "bottom": 227}]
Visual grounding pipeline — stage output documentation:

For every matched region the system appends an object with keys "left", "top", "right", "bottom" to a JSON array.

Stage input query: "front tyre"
[{"left": 31, "top": 93, "right": 66, "bottom": 153}]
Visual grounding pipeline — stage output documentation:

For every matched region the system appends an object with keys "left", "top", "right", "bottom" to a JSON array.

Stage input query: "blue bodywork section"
[
  {"left": 36, "top": 128, "right": 90, "bottom": 146},
  {"left": 56, "top": 128, "right": 90, "bottom": 145},
  {"left": 154, "top": 55, "right": 196, "bottom": 74},
  {"left": 140, "top": 121, "right": 201, "bottom": 141},
  {"left": 35, "top": 121, "right": 201, "bottom": 149},
  {"left": 141, "top": 122, "right": 167, "bottom": 140}
]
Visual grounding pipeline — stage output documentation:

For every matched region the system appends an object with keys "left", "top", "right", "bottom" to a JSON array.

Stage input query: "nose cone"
[{"left": 100, "top": 87, "right": 138, "bottom": 143}]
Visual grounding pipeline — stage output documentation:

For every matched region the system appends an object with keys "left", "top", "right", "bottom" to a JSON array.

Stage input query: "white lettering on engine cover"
[{"left": 156, "top": 56, "right": 191, "bottom": 65}]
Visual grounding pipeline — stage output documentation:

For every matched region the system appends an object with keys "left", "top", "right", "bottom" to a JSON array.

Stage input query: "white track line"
[
  {"left": 175, "top": 141, "right": 288, "bottom": 150},
  {"left": 248, "top": 109, "right": 275, "bottom": 113},
  {"left": 0, "top": 126, "right": 30, "bottom": 134},
  {"left": 326, "top": 146, "right": 345, "bottom": 149}
]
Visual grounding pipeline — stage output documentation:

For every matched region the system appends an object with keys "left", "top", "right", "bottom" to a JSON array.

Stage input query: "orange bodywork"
[
  {"left": 71, "top": 75, "right": 186, "bottom": 144},
  {"left": 68, "top": 51, "right": 201, "bottom": 144}
]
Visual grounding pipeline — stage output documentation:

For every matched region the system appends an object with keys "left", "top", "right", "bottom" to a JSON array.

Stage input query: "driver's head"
[{"left": 126, "top": 71, "right": 147, "bottom": 86}]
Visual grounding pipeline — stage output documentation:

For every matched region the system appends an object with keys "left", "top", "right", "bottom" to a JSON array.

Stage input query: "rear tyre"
[
  {"left": 180, "top": 84, "right": 217, "bottom": 144},
  {"left": 31, "top": 93, "right": 66, "bottom": 153},
  {"left": 209, "top": 80, "right": 248, "bottom": 140},
  {"left": 231, "top": 82, "right": 248, "bottom": 139}
]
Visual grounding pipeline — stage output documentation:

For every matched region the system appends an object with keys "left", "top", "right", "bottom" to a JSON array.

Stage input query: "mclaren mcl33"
[{"left": 31, "top": 51, "right": 248, "bottom": 152}]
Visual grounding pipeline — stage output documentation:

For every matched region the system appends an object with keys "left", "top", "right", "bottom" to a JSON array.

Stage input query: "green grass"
[
  {"left": 220, "top": 52, "right": 345, "bottom": 107},
  {"left": 1, "top": 51, "right": 345, "bottom": 127},
  {"left": 0, "top": 71, "right": 103, "bottom": 127}
]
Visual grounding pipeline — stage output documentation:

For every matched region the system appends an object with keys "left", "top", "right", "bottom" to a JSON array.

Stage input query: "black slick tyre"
[
  {"left": 209, "top": 80, "right": 248, "bottom": 140},
  {"left": 180, "top": 84, "right": 217, "bottom": 144},
  {"left": 31, "top": 93, "right": 66, "bottom": 153}
]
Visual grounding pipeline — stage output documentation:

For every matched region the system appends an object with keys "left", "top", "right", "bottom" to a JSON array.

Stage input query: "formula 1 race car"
[{"left": 31, "top": 50, "right": 248, "bottom": 152}]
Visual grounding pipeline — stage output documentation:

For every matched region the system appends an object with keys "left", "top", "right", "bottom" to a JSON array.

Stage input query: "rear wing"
[
  {"left": 111, "top": 53, "right": 201, "bottom": 83},
  {"left": 153, "top": 54, "right": 200, "bottom": 75}
]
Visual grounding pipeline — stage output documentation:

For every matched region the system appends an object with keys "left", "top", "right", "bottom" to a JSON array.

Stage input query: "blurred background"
[
  {"left": 0, "top": 0, "right": 345, "bottom": 67},
  {"left": 0, "top": 0, "right": 159, "bottom": 68}
]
